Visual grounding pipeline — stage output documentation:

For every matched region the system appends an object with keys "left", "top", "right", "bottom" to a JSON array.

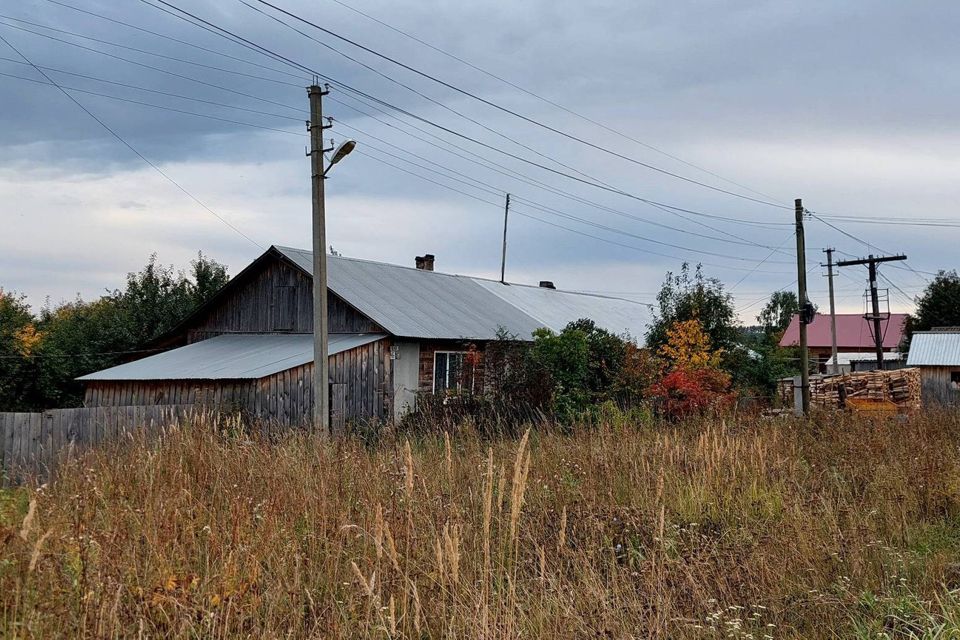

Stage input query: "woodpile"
[{"left": 779, "top": 368, "right": 921, "bottom": 413}]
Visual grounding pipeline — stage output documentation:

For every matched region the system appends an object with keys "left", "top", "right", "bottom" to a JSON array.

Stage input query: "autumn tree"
[
  {"left": 0, "top": 290, "right": 36, "bottom": 410},
  {"left": 647, "top": 263, "right": 737, "bottom": 352},
  {"left": 658, "top": 318, "right": 722, "bottom": 370}
]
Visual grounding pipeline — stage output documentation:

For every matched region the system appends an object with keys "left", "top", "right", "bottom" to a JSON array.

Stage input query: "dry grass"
[{"left": 3, "top": 410, "right": 960, "bottom": 638}]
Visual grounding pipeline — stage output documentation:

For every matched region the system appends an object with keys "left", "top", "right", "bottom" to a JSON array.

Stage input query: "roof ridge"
[{"left": 273, "top": 245, "right": 647, "bottom": 303}]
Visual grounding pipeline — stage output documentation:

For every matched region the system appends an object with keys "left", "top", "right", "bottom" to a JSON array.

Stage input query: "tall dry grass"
[{"left": 2, "top": 411, "right": 960, "bottom": 638}]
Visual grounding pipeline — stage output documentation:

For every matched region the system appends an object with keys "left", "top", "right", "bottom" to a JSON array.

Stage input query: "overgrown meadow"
[{"left": 3, "top": 411, "right": 960, "bottom": 638}]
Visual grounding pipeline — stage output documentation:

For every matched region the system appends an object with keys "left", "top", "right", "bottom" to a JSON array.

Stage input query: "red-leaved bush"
[{"left": 648, "top": 367, "right": 734, "bottom": 420}]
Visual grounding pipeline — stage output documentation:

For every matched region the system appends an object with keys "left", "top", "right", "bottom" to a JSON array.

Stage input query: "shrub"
[{"left": 648, "top": 367, "right": 734, "bottom": 420}]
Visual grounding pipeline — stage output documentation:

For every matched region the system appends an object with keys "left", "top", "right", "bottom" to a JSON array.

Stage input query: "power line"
[
  {"left": 0, "top": 14, "right": 302, "bottom": 88},
  {"left": 1, "top": 9, "right": 791, "bottom": 263},
  {"left": 136, "top": 0, "right": 794, "bottom": 233},
  {"left": 0, "top": 30, "right": 263, "bottom": 249},
  {"left": 0, "top": 20, "right": 304, "bottom": 114},
  {"left": 41, "top": 0, "right": 308, "bottom": 81},
  {"left": 333, "top": 117, "right": 795, "bottom": 257},
  {"left": 236, "top": 0, "right": 604, "bottom": 187},
  {"left": 0, "top": 70, "right": 304, "bottom": 137},
  {"left": 249, "top": 0, "right": 790, "bottom": 209},
  {"left": 0, "top": 55, "right": 303, "bottom": 121},
  {"left": 354, "top": 147, "right": 792, "bottom": 275},
  {"left": 324, "top": 0, "right": 784, "bottom": 204}
]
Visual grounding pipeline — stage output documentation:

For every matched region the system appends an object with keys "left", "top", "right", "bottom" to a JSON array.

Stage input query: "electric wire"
[
  {"left": 249, "top": 0, "right": 791, "bottom": 209},
  {"left": 324, "top": 0, "right": 784, "bottom": 204},
  {"left": 136, "top": 0, "right": 798, "bottom": 230},
  {"left": 0, "top": 30, "right": 263, "bottom": 249}
]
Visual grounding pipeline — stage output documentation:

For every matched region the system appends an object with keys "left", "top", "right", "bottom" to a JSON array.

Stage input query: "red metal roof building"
[{"left": 779, "top": 312, "right": 907, "bottom": 354}]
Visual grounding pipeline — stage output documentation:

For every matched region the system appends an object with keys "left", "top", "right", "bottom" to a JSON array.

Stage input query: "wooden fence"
[{"left": 0, "top": 405, "right": 196, "bottom": 485}]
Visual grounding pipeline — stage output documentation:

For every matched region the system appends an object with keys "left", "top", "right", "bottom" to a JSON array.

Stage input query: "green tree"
[
  {"left": 0, "top": 252, "right": 230, "bottom": 411},
  {"left": 906, "top": 270, "right": 960, "bottom": 345},
  {"left": 0, "top": 290, "right": 35, "bottom": 411},
  {"left": 564, "top": 319, "right": 627, "bottom": 398},
  {"left": 528, "top": 326, "right": 591, "bottom": 419},
  {"left": 647, "top": 263, "right": 737, "bottom": 352},
  {"left": 757, "top": 291, "right": 799, "bottom": 335}
]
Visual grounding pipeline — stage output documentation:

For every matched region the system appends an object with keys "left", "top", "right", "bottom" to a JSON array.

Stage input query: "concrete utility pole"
[
  {"left": 823, "top": 248, "right": 839, "bottom": 374},
  {"left": 500, "top": 193, "right": 510, "bottom": 284},
  {"left": 795, "top": 199, "right": 811, "bottom": 414},
  {"left": 308, "top": 83, "right": 332, "bottom": 436},
  {"left": 836, "top": 253, "right": 907, "bottom": 371}
]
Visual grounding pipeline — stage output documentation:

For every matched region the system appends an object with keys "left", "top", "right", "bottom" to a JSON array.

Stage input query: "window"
[
  {"left": 434, "top": 351, "right": 474, "bottom": 394},
  {"left": 950, "top": 371, "right": 960, "bottom": 391}
]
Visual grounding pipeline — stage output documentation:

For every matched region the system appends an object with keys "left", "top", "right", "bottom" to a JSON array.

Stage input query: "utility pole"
[
  {"left": 308, "top": 83, "right": 332, "bottom": 436},
  {"left": 795, "top": 199, "right": 811, "bottom": 414},
  {"left": 822, "top": 248, "right": 839, "bottom": 374},
  {"left": 836, "top": 254, "right": 907, "bottom": 371},
  {"left": 500, "top": 193, "right": 510, "bottom": 284}
]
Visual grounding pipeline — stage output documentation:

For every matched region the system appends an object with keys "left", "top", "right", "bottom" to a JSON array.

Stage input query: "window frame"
[{"left": 432, "top": 350, "right": 474, "bottom": 395}]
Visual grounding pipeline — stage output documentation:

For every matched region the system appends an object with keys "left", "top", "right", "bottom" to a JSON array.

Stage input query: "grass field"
[{"left": 2, "top": 411, "right": 960, "bottom": 638}]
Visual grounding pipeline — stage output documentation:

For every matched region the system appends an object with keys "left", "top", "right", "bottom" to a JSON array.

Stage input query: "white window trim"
[{"left": 432, "top": 350, "right": 474, "bottom": 394}]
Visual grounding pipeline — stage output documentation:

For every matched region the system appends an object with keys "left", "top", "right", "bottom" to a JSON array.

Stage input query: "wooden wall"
[
  {"left": 1, "top": 405, "right": 195, "bottom": 485},
  {"left": 83, "top": 340, "right": 393, "bottom": 428},
  {"left": 185, "top": 258, "right": 382, "bottom": 343},
  {"left": 920, "top": 366, "right": 960, "bottom": 407}
]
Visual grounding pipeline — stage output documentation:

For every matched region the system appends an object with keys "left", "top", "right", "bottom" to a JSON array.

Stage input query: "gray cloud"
[{"left": 0, "top": 0, "right": 956, "bottom": 319}]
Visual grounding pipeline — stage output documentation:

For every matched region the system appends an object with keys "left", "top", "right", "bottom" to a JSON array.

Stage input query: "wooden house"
[
  {"left": 906, "top": 330, "right": 960, "bottom": 406},
  {"left": 779, "top": 312, "right": 906, "bottom": 372},
  {"left": 79, "top": 246, "right": 651, "bottom": 427}
]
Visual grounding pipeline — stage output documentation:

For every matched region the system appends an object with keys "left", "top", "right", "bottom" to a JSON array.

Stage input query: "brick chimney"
[
  {"left": 415, "top": 254, "right": 435, "bottom": 271},
  {"left": 538, "top": 280, "right": 556, "bottom": 289}
]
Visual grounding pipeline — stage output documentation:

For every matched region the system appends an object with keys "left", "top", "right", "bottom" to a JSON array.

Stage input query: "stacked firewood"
[{"left": 778, "top": 368, "right": 921, "bottom": 412}]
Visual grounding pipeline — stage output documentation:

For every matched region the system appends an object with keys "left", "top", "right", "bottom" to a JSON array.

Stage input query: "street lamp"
[{"left": 325, "top": 139, "right": 356, "bottom": 174}]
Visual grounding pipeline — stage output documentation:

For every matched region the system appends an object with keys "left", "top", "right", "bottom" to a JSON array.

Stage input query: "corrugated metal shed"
[
  {"left": 276, "top": 246, "right": 651, "bottom": 340},
  {"left": 907, "top": 332, "right": 960, "bottom": 366},
  {"left": 78, "top": 333, "right": 385, "bottom": 381}
]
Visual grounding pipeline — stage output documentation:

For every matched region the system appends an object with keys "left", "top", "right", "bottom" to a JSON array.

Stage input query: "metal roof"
[
  {"left": 473, "top": 279, "right": 649, "bottom": 340},
  {"left": 78, "top": 333, "right": 385, "bottom": 381},
  {"left": 907, "top": 332, "right": 960, "bottom": 366},
  {"left": 780, "top": 313, "right": 907, "bottom": 350},
  {"left": 275, "top": 246, "right": 651, "bottom": 340}
]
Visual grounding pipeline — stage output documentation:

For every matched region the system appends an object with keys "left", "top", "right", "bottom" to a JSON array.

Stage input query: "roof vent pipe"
[{"left": 539, "top": 280, "right": 556, "bottom": 289}]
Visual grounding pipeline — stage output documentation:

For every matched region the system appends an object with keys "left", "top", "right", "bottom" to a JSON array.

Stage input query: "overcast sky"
[{"left": 1, "top": 0, "right": 957, "bottom": 323}]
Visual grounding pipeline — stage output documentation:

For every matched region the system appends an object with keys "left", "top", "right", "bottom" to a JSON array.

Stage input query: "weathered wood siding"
[
  {"left": 186, "top": 259, "right": 382, "bottom": 342},
  {"left": 920, "top": 366, "right": 960, "bottom": 407},
  {"left": 83, "top": 340, "right": 393, "bottom": 427},
  {"left": 1, "top": 405, "right": 195, "bottom": 485}
]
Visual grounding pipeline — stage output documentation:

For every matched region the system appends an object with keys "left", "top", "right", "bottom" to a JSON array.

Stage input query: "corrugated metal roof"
[
  {"left": 780, "top": 313, "right": 907, "bottom": 349},
  {"left": 78, "top": 333, "right": 385, "bottom": 381},
  {"left": 275, "top": 246, "right": 651, "bottom": 340},
  {"left": 473, "top": 280, "right": 649, "bottom": 340},
  {"left": 907, "top": 332, "right": 960, "bottom": 366}
]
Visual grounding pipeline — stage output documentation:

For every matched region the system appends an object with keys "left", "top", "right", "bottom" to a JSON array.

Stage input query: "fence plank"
[{"left": 0, "top": 405, "right": 198, "bottom": 485}]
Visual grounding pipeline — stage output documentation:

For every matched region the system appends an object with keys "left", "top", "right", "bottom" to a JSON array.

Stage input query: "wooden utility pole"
[
  {"left": 500, "top": 193, "right": 510, "bottom": 284},
  {"left": 823, "top": 248, "right": 839, "bottom": 374},
  {"left": 795, "top": 199, "right": 811, "bottom": 414},
  {"left": 836, "top": 253, "right": 907, "bottom": 371},
  {"left": 308, "top": 83, "right": 332, "bottom": 436}
]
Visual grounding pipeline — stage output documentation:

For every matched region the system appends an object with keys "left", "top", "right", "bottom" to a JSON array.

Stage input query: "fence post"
[{"left": 793, "top": 376, "right": 804, "bottom": 417}]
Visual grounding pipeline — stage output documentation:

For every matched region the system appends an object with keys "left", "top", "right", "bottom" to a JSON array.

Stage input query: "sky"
[{"left": 1, "top": 0, "right": 957, "bottom": 324}]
